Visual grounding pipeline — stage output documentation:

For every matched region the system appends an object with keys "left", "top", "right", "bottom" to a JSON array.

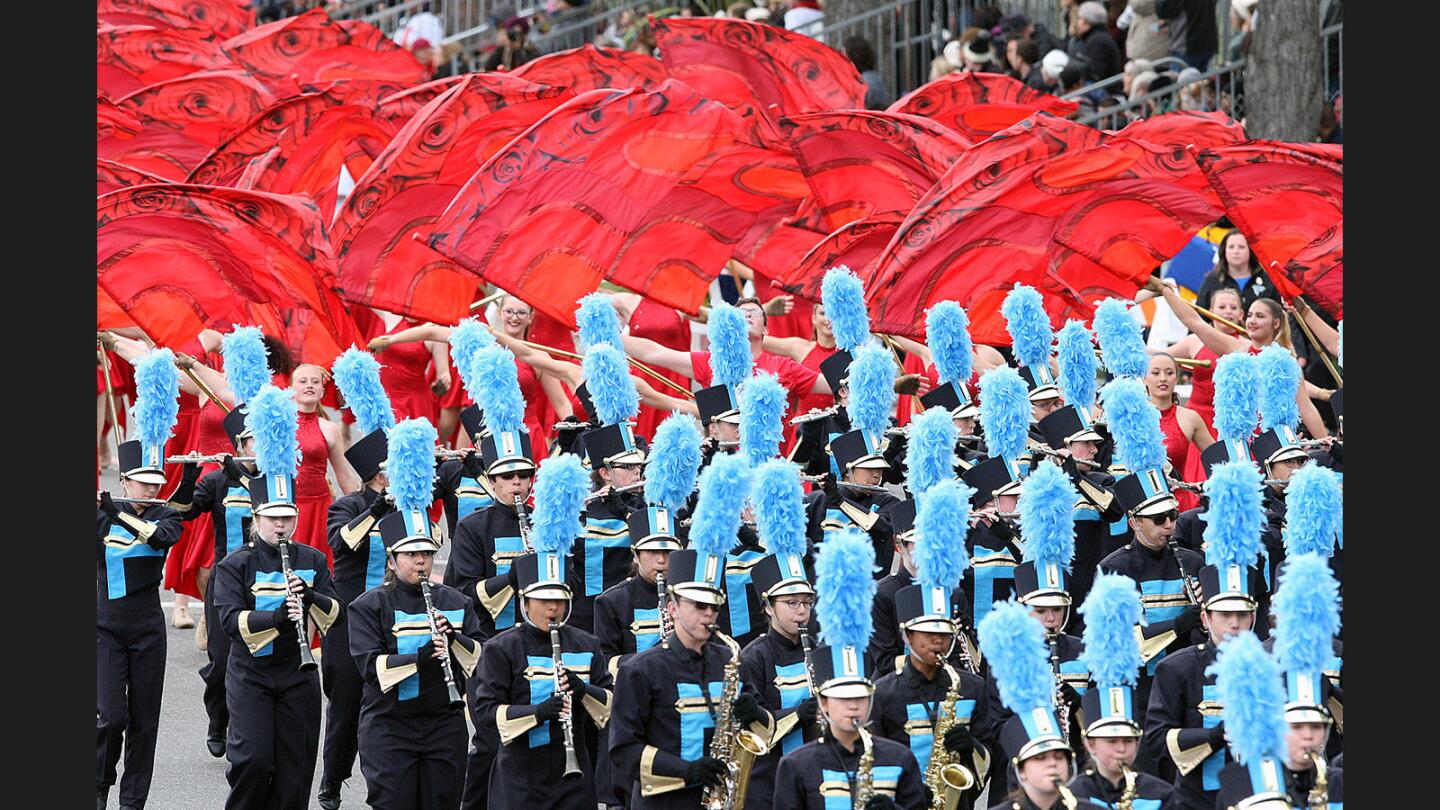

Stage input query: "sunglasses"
[
  {"left": 495, "top": 470, "right": 534, "bottom": 482},
  {"left": 1145, "top": 510, "right": 1181, "bottom": 525}
]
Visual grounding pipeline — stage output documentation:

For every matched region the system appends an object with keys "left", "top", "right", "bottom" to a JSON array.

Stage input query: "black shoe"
[
  {"left": 206, "top": 737, "right": 226, "bottom": 758},
  {"left": 318, "top": 781, "right": 343, "bottom": 810}
]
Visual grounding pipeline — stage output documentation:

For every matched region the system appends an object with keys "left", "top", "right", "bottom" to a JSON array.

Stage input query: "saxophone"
[
  {"left": 701, "top": 628, "right": 768, "bottom": 810},
  {"left": 926, "top": 663, "right": 977, "bottom": 810},
  {"left": 853, "top": 725, "right": 875, "bottom": 810},
  {"left": 1307, "top": 749, "right": 1328, "bottom": 808},
  {"left": 1117, "top": 763, "right": 1138, "bottom": 810},
  {"left": 1052, "top": 776, "right": 1079, "bottom": 810}
]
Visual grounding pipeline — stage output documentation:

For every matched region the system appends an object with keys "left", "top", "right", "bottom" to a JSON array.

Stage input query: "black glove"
[
  {"left": 1174, "top": 604, "right": 1202, "bottom": 637},
  {"left": 684, "top": 757, "right": 728, "bottom": 790},
  {"left": 182, "top": 461, "right": 202, "bottom": 484},
  {"left": 1058, "top": 682, "right": 1082, "bottom": 709},
  {"left": 506, "top": 564, "right": 520, "bottom": 593},
  {"left": 943, "top": 723, "right": 977, "bottom": 755},
  {"left": 461, "top": 450, "right": 485, "bottom": 479},
  {"left": 882, "top": 429, "right": 908, "bottom": 471},
  {"left": 534, "top": 694, "right": 565, "bottom": 723},
  {"left": 602, "top": 487, "right": 627, "bottom": 513},
  {"left": 369, "top": 493, "right": 393, "bottom": 519},
  {"left": 222, "top": 454, "right": 249, "bottom": 481},
  {"left": 794, "top": 697, "right": 819, "bottom": 729},
  {"left": 564, "top": 668, "right": 588, "bottom": 699},
  {"left": 270, "top": 606, "right": 293, "bottom": 628},
  {"left": 863, "top": 795, "right": 898, "bottom": 810},
  {"left": 414, "top": 637, "right": 436, "bottom": 662},
  {"left": 821, "top": 472, "right": 844, "bottom": 507},
  {"left": 99, "top": 490, "right": 121, "bottom": 519},
  {"left": 554, "top": 416, "right": 585, "bottom": 456},
  {"left": 732, "top": 692, "right": 766, "bottom": 726},
  {"left": 1061, "top": 455, "right": 1083, "bottom": 480},
  {"left": 1207, "top": 722, "right": 1227, "bottom": 748}
]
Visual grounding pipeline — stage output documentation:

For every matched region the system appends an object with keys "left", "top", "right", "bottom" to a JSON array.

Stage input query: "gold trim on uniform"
[
  {"left": 478, "top": 581, "right": 515, "bottom": 621},
  {"left": 1166, "top": 729, "right": 1214, "bottom": 775},
  {"left": 771, "top": 710, "right": 801, "bottom": 745},
  {"left": 972, "top": 551, "right": 1019, "bottom": 569},
  {"left": 582, "top": 690, "right": 612, "bottom": 728},
  {"left": 222, "top": 493, "right": 252, "bottom": 510},
  {"left": 1075, "top": 478, "right": 1115, "bottom": 512},
  {"left": 1327, "top": 696, "right": 1343, "bottom": 733},
  {"left": 238, "top": 610, "right": 281, "bottom": 654},
  {"left": 377, "top": 655, "right": 420, "bottom": 693},
  {"left": 496, "top": 704, "right": 541, "bottom": 744},
  {"left": 821, "top": 776, "right": 898, "bottom": 799},
  {"left": 837, "top": 500, "right": 880, "bottom": 531},
  {"left": 1140, "top": 592, "right": 1192, "bottom": 611},
  {"left": 449, "top": 636, "right": 480, "bottom": 678},
  {"left": 115, "top": 512, "right": 158, "bottom": 542},
  {"left": 307, "top": 598, "right": 339, "bottom": 635},
  {"left": 340, "top": 515, "right": 379, "bottom": 550},
  {"left": 629, "top": 616, "right": 662, "bottom": 639},
  {"left": 640, "top": 745, "right": 688, "bottom": 796},
  {"left": 725, "top": 555, "right": 766, "bottom": 578},
  {"left": 1136, "top": 625, "right": 1178, "bottom": 662}
]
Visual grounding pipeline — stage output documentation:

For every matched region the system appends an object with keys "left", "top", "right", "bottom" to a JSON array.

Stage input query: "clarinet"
[
  {"left": 277, "top": 539, "right": 317, "bottom": 672},
  {"left": 515, "top": 494, "right": 534, "bottom": 553},
  {"left": 1167, "top": 536, "right": 1202, "bottom": 607},
  {"left": 419, "top": 578, "right": 465, "bottom": 709},
  {"left": 550, "top": 621, "right": 583, "bottom": 778},
  {"left": 656, "top": 571, "right": 673, "bottom": 648},
  {"left": 1049, "top": 633, "right": 1070, "bottom": 739},
  {"left": 798, "top": 625, "right": 823, "bottom": 736}
]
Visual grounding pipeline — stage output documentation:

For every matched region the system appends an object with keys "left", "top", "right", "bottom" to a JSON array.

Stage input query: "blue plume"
[
  {"left": 221, "top": 327, "right": 270, "bottom": 405},
  {"left": 821, "top": 265, "right": 871, "bottom": 352},
  {"left": 915, "top": 479, "right": 972, "bottom": 589},
  {"left": 1281, "top": 463, "right": 1341, "bottom": 558},
  {"left": 1017, "top": 462, "right": 1077, "bottom": 571},
  {"left": 1201, "top": 461, "right": 1265, "bottom": 568},
  {"left": 906, "top": 407, "right": 957, "bottom": 495},
  {"left": 582, "top": 343, "right": 639, "bottom": 425},
  {"left": 470, "top": 346, "right": 527, "bottom": 435},
  {"left": 245, "top": 384, "right": 299, "bottom": 478},
  {"left": 845, "top": 342, "right": 897, "bottom": 438},
  {"left": 979, "top": 600, "right": 1053, "bottom": 714},
  {"left": 740, "top": 372, "right": 787, "bottom": 464},
  {"left": 1212, "top": 352, "right": 1259, "bottom": 444},
  {"left": 751, "top": 459, "right": 807, "bottom": 559},
  {"left": 577, "top": 292, "right": 624, "bottom": 351},
  {"left": 1093, "top": 298, "right": 1148, "bottom": 379},
  {"left": 978, "top": 366, "right": 1029, "bottom": 462},
  {"left": 708, "top": 302, "right": 753, "bottom": 388},
  {"left": 1256, "top": 344, "right": 1300, "bottom": 431},
  {"left": 1272, "top": 553, "right": 1341, "bottom": 676},
  {"left": 331, "top": 348, "right": 395, "bottom": 436},
  {"left": 643, "top": 413, "right": 703, "bottom": 513},
  {"left": 1001, "top": 284, "right": 1053, "bottom": 369},
  {"left": 925, "top": 301, "right": 973, "bottom": 385},
  {"left": 688, "top": 453, "right": 753, "bottom": 558},
  {"left": 1055, "top": 319, "right": 1097, "bottom": 409},
  {"left": 1206, "top": 633, "right": 1288, "bottom": 765},
  {"left": 1100, "top": 378, "right": 1166, "bottom": 472},
  {"left": 1079, "top": 573, "right": 1145, "bottom": 688},
  {"left": 386, "top": 418, "right": 437, "bottom": 514},
  {"left": 134, "top": 348, "right": 180, "bottom": 450},
  {"left": 448, "top": 317, "right": 495, "bottom": 399},
  {"left": 815, "top": 527, "right": 877, "bottom": 652},
  {"left": 530, "top": 453, "right": 589, "bottom": 555}
]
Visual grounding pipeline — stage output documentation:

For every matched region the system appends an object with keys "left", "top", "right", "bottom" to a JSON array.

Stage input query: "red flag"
[
  {"left": 510, "top": 44, "right": 669, "bottom": 92},
  {"left": 98, "top": 93, "right": 143, "bottom": 141},
  {"left": 97, "top": 0, "right": 255, "bottom": 40},
  {"left": 780, "top": 110, "right": 971, "bottom": 230},
  {"left": 1112, "top": 110, "right": 1246, "bottom": 150},
  {"left": 426, "top": 80, "right": 757, "bottom": 328},
  {"left": 97, "top": 184, "right": 360, "bottom": 364},
  {"left": 97, "top": 23, "right": 239, "bottom": 98},
  {"left": 376, "top": 76, "right": 467, "bottom": 124},
  {"left": 333, "top": 74, "right": 577, "bottom": 324},
  {"left": 781, "top": 211, "right": 905, "bottom": 300},
  {"left": 188, "top": 91, "right": 348, "bottom": 186},
  {"left": 887, "top": 72, "right": 1079, "bottom": 141},
  {"left": 232, "top": 104, "right": 398, "bottom": 219},
  {"left": 222, "top": 9, "right": 430, "bottom": 97},
  {"left": 731, "top": 202, "right": 828, "bottom": 280},
  {"left": 99, "top": 159, "right": 171, "bottom": 195},
  {"left": 98, "top": 285, "right": 138, "bottom": 330},
  {"left": 299, "top": 77, "right": 432, "bottom": 114},
  {"left": 1194, "top": 142, "right": 1343, "bottom": 317}
]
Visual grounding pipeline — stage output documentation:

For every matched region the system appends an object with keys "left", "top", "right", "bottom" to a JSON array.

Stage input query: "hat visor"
[
  {"left": 953, "top": 404, "right": 981, "bottom": 420},
  {"left": 1083, "top": 719, "right": 1143, "bottom": 739},
  {"left": 521, "top": 583, "right": 573, "bottom": 601},
  {"left": 633, "top": 536, "right": 684, "bottom": 551},
  {"left": 764, "top": 581, "right": 816, "bottom": 599},
  {"left": 1284, "top": 706, "right": 1333, "bottom": 725},
  {"left": 995, "top": 480, "right": 1024, "bottom": 497},
  {"left": 605, "top": 449, "right": 648, "bottom": 466},
  {"left": 1132, "top": 494, "right": 1179, "bottom": 517},
  {"left": 1018, "top": 591, "right": 1072, "bottom": 608},
  {"left": 122, "top": 468, "right": 169, "bottom": 486},
  {"left": 1203, "top": 594, "right": 1258, "bottom": 612},
  {"left": 1015, "top": 736, "right": 1071, "bottom": 763},
  {"left": 901, "top": 617, "right": 957, "bottom": 635},
  {"left": 849, "top": 456, "right": 891, "bottom": 470},
  {"left": 1027, "top": 386, "right": 1062, "bottom": 403},
  {"left": 1066, "top": 430, "right": 1103, "bottom": 444},
  {"left": 388, "top": 537, "right": 439, "bottom": 555},
  {"left": 253, "top": 502, "right": 300, "bottom": 518},
  {"left": 1265, "top": 447, "right": 1309, "bottom": 466},
  {"left": 671, "top": 584, "right": 726, "bottom": 606},
  {"left": 716, "top": 410, "right": 742, "bottom": 425},
  {"left": 488, "top": 458, "right": 537, "bottom": 477},
  {"left": 819, "top": 678, "right": 874, "bottom": 699}
]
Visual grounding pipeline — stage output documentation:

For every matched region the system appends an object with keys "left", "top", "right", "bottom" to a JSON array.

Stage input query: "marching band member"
[
  {"left": 916, "top": 301, "right": 986, "bottom": 464},
  {"left": 1002, "top": 285, "right": 1067, "bottom": 429},
  {"left": 1275, "top": 462, "right": 1344, "bottom": 657},
  {"left": 1250, "top": 345, "right": 1310, "bottom": 586},
  {"left": 687, "top": 301, "right": 755, "bottom": 468},
  {"left": 1178, "top": 351, "right": 1263, "bottom": 552},
  {"left": 1267, "top": 553, "right": 1344, "bottom": 796},
  {"left": 433, "top": 319, "right": 498, "bottom": 535},
  {"left": 789, "top": 267, "right": 870, "bottom": 479}
]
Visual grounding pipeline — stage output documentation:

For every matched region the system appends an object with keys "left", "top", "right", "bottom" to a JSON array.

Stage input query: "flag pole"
[
  {"left": 505, "top": 333, "right": 695, "bottom": 400},
  {"left": 1270, "top": 263, "right": 1343, "bottom": 389},
  {"left": 98, "top": 341, "right": 124, "bottom": 462}
]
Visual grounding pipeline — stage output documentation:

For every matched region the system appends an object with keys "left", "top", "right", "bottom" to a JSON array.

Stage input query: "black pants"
[
  {"left": 224, "top": 664, "right": 321, "bottom": 810},
  {"left": 321, "top": 610, "right": 363, "bottom": 785},
  {"left": 97, "top": 608, "right": 166, "bottom": 808},
  {"left": 461, "top": 674, "right": 498, "bottom": 810},
  {"left": 200, "top": 588, "right": 230, "bottom": 741},
  {"left": 359, "top": 710, "right": 468, "bottom": 810}
]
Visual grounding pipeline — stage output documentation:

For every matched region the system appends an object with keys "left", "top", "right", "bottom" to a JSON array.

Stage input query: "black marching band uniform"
[{"left": 574, "top": 420, "right": 649, "bottom": 634}]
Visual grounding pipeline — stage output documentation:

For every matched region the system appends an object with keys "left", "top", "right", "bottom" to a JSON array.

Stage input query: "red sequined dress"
[
  {"left": 293, "top": 409, "right": 336, "bottom": 568},
  {"left": 628, "top": 298, "right": 692, "bottom": 442}
]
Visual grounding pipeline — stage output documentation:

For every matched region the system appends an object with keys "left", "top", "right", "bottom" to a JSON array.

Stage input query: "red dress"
[
  {"left": 629, "top": 298, "right": 692, "bottom": 442},
  {"left": 1157, "top": 402, "right": 1205, "bottom": 512},
  {"left": 173, "top": 399, "right": 230, "bottom": 584},
  {"left": 516, "top": 360, "right": 552, "bottom": 464},
  {"left": 1184, "top": 345, "right": 1221, "bottom": 437},
  {"left": 378, "top": 320, "right": 439, "bottom": 424},
  {"left": 159, "top": 340, "right": 204, "bottom": 597},
  {"left": 293, "top": 409, "right": 335, "bottom": 568}
]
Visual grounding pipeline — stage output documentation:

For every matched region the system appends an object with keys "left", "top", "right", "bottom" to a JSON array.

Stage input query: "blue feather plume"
[
  {"left": 925, "top": 301, "right": 973, "bottom": 386},
  {"left": 1017, "top": 462, "right": 1077, "bottom": 571},
  {"left": 643, "top": 413, "right": 703, "bottom": 513},
  {"left": 915, "top": 479, "right": 972, "bottom": 589},
  {"left": 530, "top": 453, "right": 589, "bottom": 555},
  {"left": 821, "top": 266, "right": 871, "bottom": 352},
  {"left": 1093, "top": 298, "right": 1148, "bottom": 379},
  {"left": 1206, "top": 633, "right": 1288, "bottom": 765},
  {"left": 448, "top": 317, "right": 495, "bottom": 399},
  {"left": 978, "top": 366, "right": 1029, "bottom": 462},
  {"left": 708, "top": 302, "right": 753, "bottom": 388},
  {"left": 1212, "top": 352, "right": 1259, "bottom": 444},
  {"left": 1055, "top": 319, "right": 1097, "bottom": 409},
  {"left": 740, "top": 372, "right": 788, "bottom": 464},
  {"left": 751, "top": 459, "right": 807, "bottom": 559},
  {"left": 1100, "top": 378, "right": 1167, "bottom": 472},
  {"left": 1001, "top": 284, "right": 1053, "bottom": 369},
  {"left": 221, "top": 327, "right": 270, "bottom": 405},
  {"left": 1281, "top": 463, "right": 1341, "bottom": 558},
  {"left": 1272, "top": 553, "right": 1341, "bottom": 676},
  {"left": 1079, "top": 573, "right": 1145, "bottom": 688},
  {"left": 331, "top": 348, "right": 395, "bottom": 436},
  {"left": 582, "top": 343, "right": 639, "bottom": 426},
  {"left": 687, "top": 453, "right": 753, "bottom": 558},
  {"left": 470, "top": 346, "right": 527, "bottom": 435},
  {"left": 845, "top": 342, "right": 897, "bottom": 438},
  {"left": 245, "top": 384, "right": 299, "bottom": 478},
  {"left": 134, "top": 348, "right": 180, "bottom": 450},
  {"left": 1201, "top": 461, "right": 1265, "bottom": 568},
  {"left": 979, "top": 600, "right": 1053, "bottom": 714},
  {"left": 576, "top": 292, "right": 624, "bottom": 351},
  {"left": 906, "top": 407, "right": 958, "bottom": 495},
  {"left": 815, "top": 527, "right": 877, "bottom": 652},
  {"left": 1255, "top": 344, "right": 1300, "bottom": 431},
  {"left": 386, "top": 418, "right": 437, "bottom": 514}
]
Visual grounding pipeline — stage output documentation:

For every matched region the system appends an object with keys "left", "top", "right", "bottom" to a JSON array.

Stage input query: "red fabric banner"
[
  {"left": 1193, "top": 142, "right": 1343, "bottom": 317},
  {"left": 188, "top": 90, "right": 350, "bottom": 185},
  {"left": 98, "top": 184, "right": 360, "bottom": 364},
  {"left": 376, "top": 76, "right": 468, "bottom": 124},
  {"left": 222, "top": 9, "right": 431, "bottom": 97},
  {"left": 782, "top": 211, "right": 906, "bottom": 301},
  {"left": 887, "top": 72, "right": 1079, "bottom": 141},
  {"left": 98, "top": 286, "right": 138, "bottom": 330},
  {"left": 97, "top": 0, "right": 255, "bottom": 40},
  {"left": 426, "top": 80, "right": 758, "bottom": 328},
  {"left": 332, "top": 73, "right": 577, "bottom": 325},
  {"left": 780, "top": 110, "right": 971, "bottom": 231},
  {"left": 1112, "top": 110, "right": 1246, "bottom": 150},
  {"left": 98, "top": 93, "right": 143, "bottom": 141},
  {"left": 97, "top": 23, "right": 239, "bottom": 97},
  {"left": 99, "top": 159, "right": 172, "bottom": 195},
  {"left": 509, "top": 44, "right": 669, "bottom": 92},
  {"left": 732, "top": 207, "right": 830, "bottom": 285}
]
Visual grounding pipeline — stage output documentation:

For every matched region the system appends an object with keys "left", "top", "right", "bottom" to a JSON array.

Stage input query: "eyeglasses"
[
  {"left": 776, "top": 599, "right": 815, "bottom": 611},
  {"left": 609, "top": 463, "right": 642, "bottom": 473},
  {"left": 501, "top": 308, "right": 532, "bottom": 318},
  {"left": 1145, "top": 510, "right": 1180, "bottom": 525},
  {"left": 495, "top": 470, "right": 534, "bottom": 481}
]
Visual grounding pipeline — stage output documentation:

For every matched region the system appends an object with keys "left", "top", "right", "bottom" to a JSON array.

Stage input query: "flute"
[
  {"left": 106, "top": 496, "right": 170, "bottom": 506},
  {"left": 798, "top": 475, "right": 890, "bottom": 494},
  {"left": 1167, "top": 477, "right": 1204, "bottom": 495},
  {"left": 434, "top": 448, "right": 474, "bottom": 461},
  {"left": 1029, "top": 444, "right": 1102, "bottom": 470},
  {"left": 584, "top": 480, "right": 647, "bottom": 503},
  {"left": 419, "top": 578, "right": 465, "bottom": 709},
  {"left": 277, "top": 539, "right": 318, "bottom": 672},
  {"left": 790, "top": 407, "right": 838, "bottom": 425},
  {"left": 165, "top": 452, "right": 255, "bottom": 464}
]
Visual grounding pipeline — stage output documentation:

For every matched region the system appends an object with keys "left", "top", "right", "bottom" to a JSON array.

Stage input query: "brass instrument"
[
  {"left": 514, "top": 494, "right": 534, "bottom": 553},
  {"left": 702, "top": 628, "right": 768, "bottom": 810},
  {"left": 798, "top": 626, "right": 823, "bottom": 736},
  {"left": 165, "top": 452, "right": 256, "bottom": 464},
  {"left": 953, "top": 623, "right": 979, "bottom": 675},
  {"left": 549, "top": 621, "right": 583, "bottom": 778},
  {"left": 583, "top": 480, "right": 647, "bottom": 503},
  {"left": 1307, "top": 749, "right": 1328, "bottom": 808},
  {"left": 852, "top": 725, "right": 875, "bottom": 810},
  {"left": 277, "top": 539, "right": 318, "bottom": 672},
  {"left": 420, "top": 578, "right": 465, "bottom": 709},
  {"left": 1048, "top": 634, "right": 1071, "bottom": 739},
  {"left": 656, "top": 571, "right": 673, "bottom": 648},
  {"left": 1117, "top": 763, "right": 1138, "bottom": 810},
  {"left": 1053, "top": 776, "right": 1079, "bottom": 810},
  {"left": 926, "top": 662, "right": 977, "bottom": 810},
  {"left": 790, "top": 406, "right": 838, "bottom": 425}
]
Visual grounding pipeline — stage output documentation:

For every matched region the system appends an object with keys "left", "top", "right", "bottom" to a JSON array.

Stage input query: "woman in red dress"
[
  {"left": 1144, "top": 353, "right": 1215, "bottom": 511},
  {"left": 611, "top": 291, "right": 693, "bottom": 442},
  {"left": 1144, "top": 284, "right": 1245, "bottom": 437},
  {"left": 373, "top": 317, "right": 447, "bottom": 426},
  {"left": 289, "top": 363, "right": 361, "bottom": 568}
]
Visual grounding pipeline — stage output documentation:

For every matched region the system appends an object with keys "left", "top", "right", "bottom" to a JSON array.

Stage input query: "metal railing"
[{"left": 1062, "top": 56, "right": 1188, "bottom": 103}]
